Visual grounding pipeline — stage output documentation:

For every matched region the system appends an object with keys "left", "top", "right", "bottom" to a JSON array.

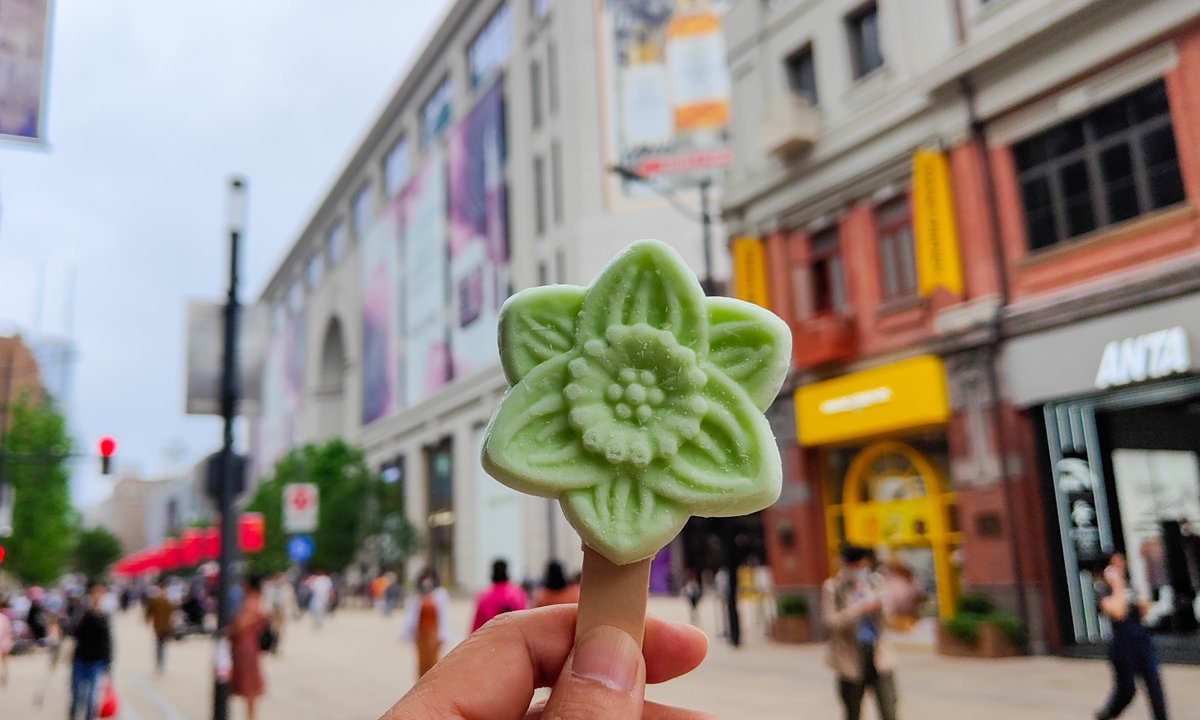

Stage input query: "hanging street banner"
[
  {"left": 283, "top": 483, "right": 319, "bottom": 534},
  {"left": 912, "top": 149, "right": 964, "bottom": 297},
  {"left": 0, "top": 0, "right": 52, "bottom": 143},
  {"left": 731, "top": 237, "right": 769, "bottom": 309}
]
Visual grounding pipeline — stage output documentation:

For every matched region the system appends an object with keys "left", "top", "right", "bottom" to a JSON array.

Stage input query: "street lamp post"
[
  {"left": 608, "top": 166, "right": 739, "bottom": 646},
  {"left": 213, "top": 176, "right": 246, "bottom": 720}
]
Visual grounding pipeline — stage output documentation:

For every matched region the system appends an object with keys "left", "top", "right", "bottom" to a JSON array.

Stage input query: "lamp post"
[
  {"left": 607, "top": 166, "right": 738, "bottom": 646},
  {"left": 213, "top": 176, "right": 246, "bottom": 720}
]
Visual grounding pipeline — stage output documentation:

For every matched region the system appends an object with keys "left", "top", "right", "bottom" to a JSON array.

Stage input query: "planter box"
[
  {"left": 937, "top": 623, "right": 1019, "bottom": 658},
  {"left": 772, "top": 616, "right": 812, "bottom": 644}
]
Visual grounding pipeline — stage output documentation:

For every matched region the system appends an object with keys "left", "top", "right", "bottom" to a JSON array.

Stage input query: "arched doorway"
[
  {"left": 830, "top": 441, "right": 960, "bottom": 620},
  {"left": 317, "top": 317, "right": 347, "bottom": 440}
]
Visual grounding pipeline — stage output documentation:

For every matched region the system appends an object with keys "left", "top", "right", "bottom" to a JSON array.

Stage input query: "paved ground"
[{"left": 3, "top": 596, "right": 1199, "bottom": 720}]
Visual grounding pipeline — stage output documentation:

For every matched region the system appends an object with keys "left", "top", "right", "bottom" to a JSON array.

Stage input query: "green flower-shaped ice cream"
[{"left": 482, "top": 239, "right": 792, "bottom": 564}]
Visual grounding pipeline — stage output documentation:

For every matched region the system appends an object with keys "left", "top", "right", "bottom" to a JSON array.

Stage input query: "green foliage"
[
  {"left": 73, "top": 525, "right": 123, "bottom": 581},
  {"left": 943, "top": 593, "right": 1025, "bottom": 648},
  {"left": 776, "top": 594, "right": 809, "bottom": 618},
  {"left": 245, "top": 438, "right": 418, "bottom": 576},
  {"left": 0, "top": 394, "right": 74, "bottom": 584}
]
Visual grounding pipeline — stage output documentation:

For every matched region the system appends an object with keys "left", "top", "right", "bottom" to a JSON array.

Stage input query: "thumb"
[{"left": 540, "top": 625, "right": 645, "bottom": 719}]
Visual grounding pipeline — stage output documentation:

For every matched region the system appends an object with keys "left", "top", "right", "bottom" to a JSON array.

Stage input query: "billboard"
[
  {"left": 598, "top": 0, "right": 731, "bottom": 193},
  {"left": 183, "top": 300, "right": 268, "bottom": 416},
  {"left": 360, "top": 205, "right": 402, "bottom": 424},
  {"left": 401, "top": 150, "right": 449, "bottom": 405},
  {"left": 447, "top": 81, "right": 508, "bottom": 379},
  {"left": 0, "top": 0, "right": 51, "bottom": 142}
]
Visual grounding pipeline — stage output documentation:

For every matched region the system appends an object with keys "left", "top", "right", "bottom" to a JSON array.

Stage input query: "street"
[{"left": 3, "top": 596, "right": 1199, "bottom": 720}]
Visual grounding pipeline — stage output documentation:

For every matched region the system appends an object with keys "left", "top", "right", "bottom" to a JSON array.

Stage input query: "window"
[
  {"left": 530, "top": 60, "right": 543, "bottom": 129},
  {"left": 326, "top": 221, "right": 347, "bottom": 265},
  {"left": 533, "top": 155, "right": 547, "bottom": 235},
  {"left": 551, "top": 139, "right": 563, "bottom": 223},
  {"left": 287, "top": 281, "right": 303, "bottom": 312},
  {"left": 468, "top": 4, "right": 511, "bottom": 88},
  {"left": 548, "top": 41, "right": 560, "bottom": 114},
  {"left": 875, "top": 198, "right": 917, "bottom": 299},
  {"left": 306, "top": 251, "right": 324, "bottom": 290},
  {"left": 531, "top": 0, "right": 552, "bottom": 18},
  {"left": 785, "top": 44, "right": 818, "bottom": 107},
  {"left": 846, "top": 3, "right": 883, "bottom": 79},
  {"left": 1013, "top": 80, "right": 1185, "bottom": 251},
  {"left": 555, "top": 248, "right": 566, "bottom": 283},
  {"left": 809, "top": 228, "right": 846, "bottom": 314},
  {"left": 384, "top": 136, "right": 410, "bottom": 197},
  {"left": 353, "top": 184, "right": 374, "bottom": 236},
  {"left": 421, "top": 78, "right": 454, "bottom": 148},
  {"left": 538, "top": 261, "right": 549, "bottom": 286}
]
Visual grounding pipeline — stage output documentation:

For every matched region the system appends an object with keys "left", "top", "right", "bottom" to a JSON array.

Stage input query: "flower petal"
[
  {"left": 642, "top": 367, "right": 782, "bottom": 516},
  {"left": 497, "top": 285, "right": 587, "bottom": 385},
  {"left": 575, "top": 240, "right": 708, "bottom": 355},
  {"left": 705, "top": 297, "right": 792, "bottom": 411},
  {"left": 482, "top": 354, "right": 615, "bottom": 495},
  {"left": 561, "top": 478, "right": 689, "bottom": 565}
]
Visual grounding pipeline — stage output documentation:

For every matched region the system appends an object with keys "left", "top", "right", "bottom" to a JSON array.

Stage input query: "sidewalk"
[{"left": 2, "top": 596, "right": 1197, "bottom": 720}]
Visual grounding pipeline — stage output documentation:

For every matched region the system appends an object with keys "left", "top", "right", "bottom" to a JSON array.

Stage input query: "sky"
[{"left": 0, "top": 0, "right": 447, "bottom": 507}]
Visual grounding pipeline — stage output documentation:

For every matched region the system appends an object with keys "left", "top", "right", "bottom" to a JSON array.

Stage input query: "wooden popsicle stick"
[{"left": 574, "top": 544, "right": 652, "bottom": 647}]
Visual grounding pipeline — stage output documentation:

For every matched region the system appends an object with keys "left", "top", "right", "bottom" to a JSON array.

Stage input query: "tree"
[
  {"left": 0, "top": 393, "right": 74, "bottom": 584},
  {"left": 73, "top": 526, "right": 123, "bottom": 580},
  {"left": 245, "top": 438, "right": 417, "bottom": 576}
]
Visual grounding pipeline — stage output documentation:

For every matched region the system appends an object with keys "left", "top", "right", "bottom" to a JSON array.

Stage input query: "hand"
[{"left": 380, "top": 605, "right": 714, "bottom": 720}]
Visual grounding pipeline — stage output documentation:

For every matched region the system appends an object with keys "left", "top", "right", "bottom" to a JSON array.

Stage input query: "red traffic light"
[{"left": 97, "top": 436, "right": 117, "bottom": 457}]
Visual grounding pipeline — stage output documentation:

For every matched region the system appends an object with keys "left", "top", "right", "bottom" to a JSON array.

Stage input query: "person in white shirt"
[{"left": 307, "top": 572, "right": 333, "bottom": 630}]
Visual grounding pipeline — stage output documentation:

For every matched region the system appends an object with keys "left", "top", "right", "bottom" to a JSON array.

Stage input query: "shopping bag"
[{"left": 97, "top": 681, "right": 119, "bottom": 719}]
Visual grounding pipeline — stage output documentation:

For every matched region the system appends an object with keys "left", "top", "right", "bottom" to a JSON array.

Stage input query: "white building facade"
[{"left": 253, "top": 0, "right": 736, "bottom": 591}]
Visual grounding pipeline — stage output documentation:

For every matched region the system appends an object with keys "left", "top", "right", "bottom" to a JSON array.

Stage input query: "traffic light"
[{"left": 97, "top": 436, "right": 117, "bottom": 475}]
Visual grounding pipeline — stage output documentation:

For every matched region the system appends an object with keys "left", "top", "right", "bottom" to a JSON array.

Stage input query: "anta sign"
[{"left": 1094, "top": 327, "right": 1191, "bottom": 389}]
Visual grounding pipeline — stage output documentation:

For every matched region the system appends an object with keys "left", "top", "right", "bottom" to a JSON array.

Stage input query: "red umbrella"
[
  {"left": 239, "top": 513, "right": 265, "bottom": 553},
  {"left": 180, "top": 529, "right": 203, "bottom": 566},
  {"left": 203, "top": 527, "right": 220, "bottom": 561},
  {"left": 160, "top": 540, "right": 181, "bottom": 571}
]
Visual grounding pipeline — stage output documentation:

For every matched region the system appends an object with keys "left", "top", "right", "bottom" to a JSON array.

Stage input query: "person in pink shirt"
[{"left": 471, "top": 560, "right": 528, "bottom": 632}]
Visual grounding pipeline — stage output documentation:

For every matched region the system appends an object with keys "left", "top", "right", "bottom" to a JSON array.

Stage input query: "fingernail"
[{"left": 571, "top": 626, "right": 640, "bottom": 693}]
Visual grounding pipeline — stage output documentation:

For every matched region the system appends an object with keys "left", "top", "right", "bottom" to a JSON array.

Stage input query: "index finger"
[{"left": 380, "top": 606, "right": 706, "bottom": 720}]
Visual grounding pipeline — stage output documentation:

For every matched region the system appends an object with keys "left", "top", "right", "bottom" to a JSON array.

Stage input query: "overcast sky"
[{"left": 0, "top": 0, "right": 446, "bottom": 506}]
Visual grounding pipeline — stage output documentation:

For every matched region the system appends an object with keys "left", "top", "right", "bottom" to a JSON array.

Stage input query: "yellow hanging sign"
[
  {"left": 731, "top": 237, "right": 769, "bottom": 308},
  {"left": 912, "top": 149, "right": 964, "bottom": 297}
]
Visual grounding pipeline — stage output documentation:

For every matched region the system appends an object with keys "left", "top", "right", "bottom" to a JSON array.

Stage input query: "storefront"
[
  {"left": 795, "top": 355, "right": 961, "bottom": 621},
  {"left": 1004, "top": 294, "right": 1200, "bottom": 662}
]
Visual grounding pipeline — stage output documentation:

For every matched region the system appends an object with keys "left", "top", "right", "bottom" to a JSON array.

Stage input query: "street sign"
[
  {"left": 286, "top": 534, "right": 314, "bottom": 563},
  {"left": 283, "top": 483, "right": 319, "bottom": 533}
]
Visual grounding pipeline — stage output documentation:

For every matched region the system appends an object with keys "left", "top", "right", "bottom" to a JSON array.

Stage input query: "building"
[
  {"left": 0, "top": 333, "right": 45, "bottom": 431},
  {"left": 87, "top": 470, "right": 213, "bottom": 554},
  {"left": 723, "top": 0, "right": 1200, "bottom": 661},
  {"left": 251, "top": 0, "right": 737, "bottom": 591}
]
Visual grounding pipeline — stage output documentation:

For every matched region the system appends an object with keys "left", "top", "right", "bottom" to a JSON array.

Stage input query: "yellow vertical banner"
[
  {"left": 731, "top": 237, "right": 769, "bottom": 308},
  {"left": 912, "top": 149, "right": 964, "bottom": 297}
]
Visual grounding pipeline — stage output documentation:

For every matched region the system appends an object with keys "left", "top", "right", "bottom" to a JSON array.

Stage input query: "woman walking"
[
  {"left": 229, "top": 576, "right": 268, "bottom": 720},
  {"left": 402, "top": 569, "right": 450, "bottom": 679},
  {"left": 532, "top": 560, "right": 579, "bottom": 607},
  {"left": 1095, "top": 552, "right": 1170, "bottom": 720}
]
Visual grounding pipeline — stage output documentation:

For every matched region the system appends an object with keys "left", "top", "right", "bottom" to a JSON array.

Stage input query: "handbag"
[
  {"left": 258, "top": 623, "right": 277, "bottom": 653},
  {"left": 97, "top": 681, "right": 119, "bottom": 719}
]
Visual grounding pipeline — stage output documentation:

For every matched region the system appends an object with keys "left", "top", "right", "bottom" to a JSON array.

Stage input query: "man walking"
[
  {"left": 822, "top": 546, "right": 897, "bottom": 720},
  {"left": 1095, "top": 552, "right": 1170, "bottom": 720},
  {"left": 67, "top": 583, "right": 113, "bottom": 720},
  {"left": 144, "top": 579, "right": 175, "bottom": 674}
]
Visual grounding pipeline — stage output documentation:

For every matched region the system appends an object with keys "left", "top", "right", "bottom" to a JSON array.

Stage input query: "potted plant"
[
  {"left": 937, "top": 594, "right": 1025, "bottom": 658},
  {"left": 772, "top": 594, "right": 812, "bottom": 643}
]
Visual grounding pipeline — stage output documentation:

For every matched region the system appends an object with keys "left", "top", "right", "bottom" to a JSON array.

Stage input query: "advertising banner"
[
  {"left": 0, "top": 0, "right": 51, "bottom": 143},
  {"left": 730, "top": 238, "right": 768, "bottom": 309},
  {"left": 599, "top": 0, "right": 731, "bottom": 193},
  {"left": 447, "top": 81, "right": 508, "bottom": 379},
  {"left": 401, "top": 151, "right": 449, "bottom": 405},
  {"left": 284, "top": 305, "right": 306, "bottom": 446},
  {"left": 360, "top": 205, "right": 402, "bottom": 424},
  {"left": 912, "top": 149, "right": 964, "bottom": 297}
]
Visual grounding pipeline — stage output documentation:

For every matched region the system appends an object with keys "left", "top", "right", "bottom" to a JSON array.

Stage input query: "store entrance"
[{"left": 1099, "top": 400, "right": 1200, "bottom": 643}]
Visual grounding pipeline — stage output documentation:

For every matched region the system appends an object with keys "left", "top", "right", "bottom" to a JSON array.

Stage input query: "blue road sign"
[{"left": 287, "top": 534, "right": 314, "bottom": 563}]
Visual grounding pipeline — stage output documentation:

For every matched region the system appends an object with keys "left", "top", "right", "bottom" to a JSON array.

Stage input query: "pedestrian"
[
  {"left": 1095, "top": 552, "right": 1170, "bottom": 720},
  {"left": 66, "top": 582, "right": 113, "bottom": 720},
  {"left": 713, "top": 567, "right": 730, "bottom": 637},
  {"left": 228, "top": 576, "right": 268, "bottom": 720},
  {"left": 532, "top": 560, "right": 579, "bottom": 608},
  {"left": 383, "top": 572, "right": 403, "bottom": 616},
  {"left": 682, "top": 571, "right": 703, "bottom": 626},
  {"left": 307, "top": 570, "right": 333, "bottom": 630},
  {"left": 401, "top": 568, "right": 450, "bottom": 679},
  {"left": 0, "top": 596, "right": 12, "bottom": 686},
  {"left": 822, "top": 545, "right": 897, "bottom": 720},
  {"left": 881, "top": 560, "right": 924, "bottom": 633},
  {"left": 143, "top": 579, "right": 175, "bottom": 674},
  {"left": 471, "top": 559, "right": 528, "bottom": 631},
  {"left": 263, "top": 573, "right": 294, "bottom": 655}
]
